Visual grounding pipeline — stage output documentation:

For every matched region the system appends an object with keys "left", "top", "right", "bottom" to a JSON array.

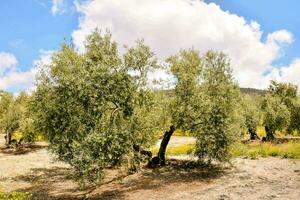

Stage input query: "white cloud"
[
  {"left": 280, "top": 59, "right": 300, "bottom": 86},
  {"left": 266, "top": 59, "right": 300, "bottom": 88},
  {"left": 51, "top": 0, "right": 66, "bottom": 15},
  {"left": 0, "top": 70, "right": 36, "bottom": 90},
  {"left": 0, "top": 52, "right": 18, "bottom": 75},
  {"left": 33, "top": 49, "right": 54, "bottom": 66},
  {"left": 0, "top": 50, "right": 53, "bottom": 91},
  {"left": 0, "top": 52, "right": 35, "bottom": 91},
  {"left": 267, "top": 30, "right": 293, "bottom": 44},
  {"left": 72, "top": 0, "right": 296, "bottom": 89}
]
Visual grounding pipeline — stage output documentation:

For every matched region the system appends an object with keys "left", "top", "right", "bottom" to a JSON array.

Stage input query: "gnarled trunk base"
[
  {"left": 249, "top": 128, "right": 260, "bottom": 140},
  {"left": 265, "top": 126, "right": 275, "bottom": 141},
  {"left": 149, "top": 125, "right": 175, "bottom": 167},
  {"left": 5, "top": 132, "right": 12, "bottom": 146}
]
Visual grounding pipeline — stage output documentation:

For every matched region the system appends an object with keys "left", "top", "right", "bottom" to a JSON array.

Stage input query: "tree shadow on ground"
[
  {"left": 12, "top": 159, "right": 230, "bottom": 200},
  {"left": 89, "top": 159, "right": 229, "bottom": 200},
  {"left": 13, "top": 167, "right": 86, "bottom": 200},
  {"left": 0, "top": 143, "right": 47, "bottom": 155}
]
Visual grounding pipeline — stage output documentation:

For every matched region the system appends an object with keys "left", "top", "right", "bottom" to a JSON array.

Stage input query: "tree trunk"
[
  {"left": 249, "top": 128, "right": 260, "bottom": 140},
  {"left": 5, "top": 131, "right": 12, "bottom": 146},
  {"left": 265, "top": 126, "right": 275, "bottom": 141},
  {"left": 149, "top": 125, "right": 175, "bottom": 167}
]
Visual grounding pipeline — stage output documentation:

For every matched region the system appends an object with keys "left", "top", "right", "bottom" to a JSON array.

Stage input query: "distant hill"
[
  {"left": 240, "top": 88, "right": 266, "bottom": 96},
  {"left": 156, "top": 87, "right": 267, "bottom": 97}
]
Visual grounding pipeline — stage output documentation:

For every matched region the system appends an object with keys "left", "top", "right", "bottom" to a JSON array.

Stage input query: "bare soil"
[{"left": 0, "top": 136, "right": 299, "bottom": 200}]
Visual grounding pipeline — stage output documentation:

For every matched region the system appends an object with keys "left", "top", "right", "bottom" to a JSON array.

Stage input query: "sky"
[{"left": 1, "top": 0, "right": 300, "bottom": 93}]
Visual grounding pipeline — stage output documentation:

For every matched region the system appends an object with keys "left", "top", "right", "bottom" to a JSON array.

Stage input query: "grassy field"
[
  {"left": 172, "top": 126, "right": 299, "bottom": 138},
  {"left": 152, "top": 141, "right": 300, "bottom": 159},
  {"left": 11, "top": 131, "right": 46, "bottom": 142},
  {"left": 230, "top": 141, "right": 300, "bottom": 159},
  {"left": 0, "top": 190, "right": 32, "bottom": 200},
  {"left": 256, "top": 126, "right": 299, "bottom": 137}
]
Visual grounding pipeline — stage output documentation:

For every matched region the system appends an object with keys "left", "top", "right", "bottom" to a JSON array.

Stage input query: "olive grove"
[
  {"left": 0, "top": 91, "right": 33, "bottom": 146},
  {"left": 30, "top": 31, "right": 245, "bottom": 183},
  {"left": 1, "top": 30, "right": 300, "bottom": 185}
]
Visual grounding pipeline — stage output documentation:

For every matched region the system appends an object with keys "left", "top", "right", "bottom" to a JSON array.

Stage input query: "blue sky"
[
  {"left": 0, "top": 0, "right": 78, "bottom": 72},
  {"left": 1, "top": 0, "right": 300, "bottom": 92}
]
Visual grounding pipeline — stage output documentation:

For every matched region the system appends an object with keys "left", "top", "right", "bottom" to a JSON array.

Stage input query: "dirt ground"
[{"left": 0, "top": 136, "right": 299, "bottom": 200}]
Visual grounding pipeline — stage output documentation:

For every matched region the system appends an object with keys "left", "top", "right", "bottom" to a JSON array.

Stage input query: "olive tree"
[
  {"left": 18, "top": 92, "right": 37, "bottom": 143},
  {"left": 168, "top": 50, "right": 242, "bottom": 163},
  {"left": 261, "top": 94, "right": 290, "bottom": 140},
  {"left": 0, "top": 91, "right": 34, "bottom": 146},
  {"left": 32, "top": 31, "right": 162, "bottom": 183},
  {"left": 194, "top": 51, "right": 242, "bottom": 162},
  {"left": 263, "top": 81, "right": 298, "bottom": 137},
  {"left": 267, "top": 80, "right": 297, "bottom": 108},
  {"left": 242, "top": 95, "right": 261, "bottom": 140},
  {"left": 289, "top": 100, "right": 300, "bottom": 132},
  {"left": 0, "top": 91, "right": 24, "bottom": 145}
]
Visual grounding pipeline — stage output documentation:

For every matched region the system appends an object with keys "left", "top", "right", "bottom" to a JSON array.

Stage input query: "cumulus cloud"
[
  {"left": 267, "top": 59, "right": 300, "bottom": 88},
  {"left": 0, "top": 70, "right": 36, "bottom": 90},
  {"left": 72, "top": 0, "right": 297, "bottom": 89},
  {"left": 0, "top": 50, "right": 53, "bottom": 91},
  {"left": 33, "top": 49, "right": 54, "bottom": 66},
  {"left": 51, "top": 0, "right": 67, "bottom": 15},
  {"left": 0, "top": 52, "right": 35, "bottom": 91},
  {"left": 0, "top": 52, "right": 18, "bottom": 75}
]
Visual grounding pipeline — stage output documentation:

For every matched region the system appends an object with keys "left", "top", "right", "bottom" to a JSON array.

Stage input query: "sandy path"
[
  {"left": 159, "top": 157, "right": 300, "bottom": 200},
  {"left": 0, "top": 136, "right": 87, "bottom": 199},
  {"left": 0, "top": 135, "right": 299, "bottom": 199}
]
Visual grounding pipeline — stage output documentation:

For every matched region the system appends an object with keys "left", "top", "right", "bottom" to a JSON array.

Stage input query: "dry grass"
[
  {"left": 151, "top": 139, "right": 300, "bottom": 160},
  {"left": 230, "top": 141, "right": 300, "bottom": 159},
  {"left": 0, "top": 190, "right": 32, "bottom": 200}
]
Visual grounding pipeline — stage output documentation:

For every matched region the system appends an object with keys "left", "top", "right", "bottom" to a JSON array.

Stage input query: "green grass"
[
  {"left": 256, "top": 126, "right": 266, "bottom": 137},
  {"left": 0, "top": 185, "right": 32, "bottom": 200},
  {"left": 291, "top": 130, "right": 299, "bottom": 136},
  {"left": 256, "top": 126, "right": 285, "bottom": 137},
  {"left": 230, "top": 141, "right": 300, "bottom": 159},
  {"left": 173, "top": 126, "right": 268, "bottom": 137},
  {"left": 151, "top": 143, "right": 195, "bottom": 156},
  {"left": 168, "top": 126, "right": 298, "bottom": 137},
  {"left": 11, "top": 131, "right": 23, "bottom": 140},
  {"left": 151, "top": 141, "right": 300, "bottom": 159},
  {"left": 12, "top": 131, "right": 46, "bottom": 142},
  {"left": 256, "top": 126, "right": 299, "bottom": 137},
  {"left": 172, "top": 129, "right": 191, "bottom": 136},
  {"left": 0, "top": 191, "right": 32, "bottom": 200}
]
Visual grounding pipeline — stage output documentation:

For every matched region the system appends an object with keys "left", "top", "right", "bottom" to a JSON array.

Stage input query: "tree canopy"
[
  {"left": 0, "top": 91, "right": 31, "bottom": 145},
  {"left": 32, "top": 31, "right": 164, "bottom": 183},
  {"left": 168, "top": 50, "right": 243, "bottom": 163},
  {"left": 261, "top": 81, "right": 299, "bottom": 140}
]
